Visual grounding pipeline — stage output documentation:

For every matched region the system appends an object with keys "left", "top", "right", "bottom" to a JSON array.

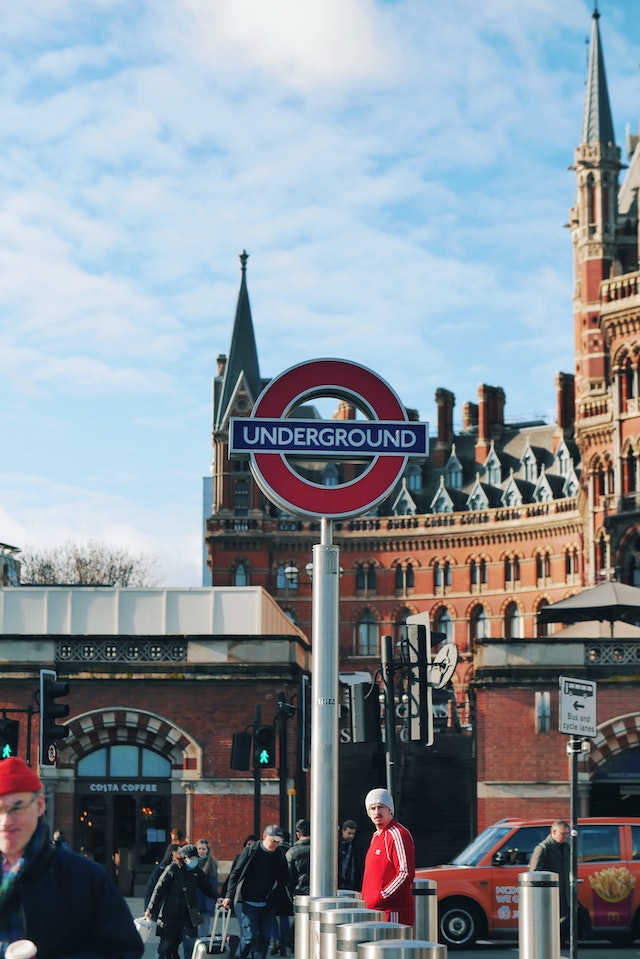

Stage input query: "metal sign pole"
[
  {"left": 309, "top": 517, "right": 339, "bottom": 897},
  {"left": 569, "top": 738, "right": 579, "bottom": 959}
]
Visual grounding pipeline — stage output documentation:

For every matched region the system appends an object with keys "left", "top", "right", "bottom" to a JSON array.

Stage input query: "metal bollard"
[
  {"left": 309, "top": 897, "right": 365, "bottom": 959},
  {"left": 413, "top": 878, "right": 438, "bottom": 941},
  {"left": 294, "top": 895, "right": 316, "bottom": 959},
  {"left": 518, "top": 871, "right": 560, "bottom": 959},
  {"left": 319, "top": 908, "right": 384, "bottom": 959},
  {"left": 358, "top": 941, "right": 446, "bottom": 959},
  {"left": 336, "top": 922, "right": 411, "bottom": 959},
  {"left": 337, "top": 890, "right": 364, "bottom": 898}
]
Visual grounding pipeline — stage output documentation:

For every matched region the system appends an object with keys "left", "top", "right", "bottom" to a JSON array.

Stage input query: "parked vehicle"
[{"left": 415, "top": 817, "right": 640, "bottom": 949}]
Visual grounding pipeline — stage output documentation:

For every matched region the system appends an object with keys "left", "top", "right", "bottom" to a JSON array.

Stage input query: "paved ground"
[{"left": 126, "top": 900, "right": 640, "bottom": 959}]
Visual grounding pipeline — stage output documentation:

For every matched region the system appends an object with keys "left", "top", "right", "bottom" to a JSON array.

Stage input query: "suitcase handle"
[{"left": 210, "top": 903, "right": 231, "bottom": 950}]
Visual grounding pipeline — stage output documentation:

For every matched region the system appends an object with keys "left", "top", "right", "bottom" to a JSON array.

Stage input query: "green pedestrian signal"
[
  {"left": 253, "top": 724, "right": 276, "bottom": 768},
  {"left": 0, "top": 719, "right": 19, "bottom": 760}
]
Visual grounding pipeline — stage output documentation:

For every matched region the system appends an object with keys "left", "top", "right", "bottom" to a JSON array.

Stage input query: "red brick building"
[
  {"left": 0, "top": 586, "right": 310, "bottom": 893},
  {"left": 205, "top": 8, "right": 640, "bottom": 843}
]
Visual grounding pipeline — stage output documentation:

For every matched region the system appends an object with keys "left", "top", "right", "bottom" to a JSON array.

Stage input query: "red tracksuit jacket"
[{"left": 361, "top": 819, "right": 415, "bottom": 926}]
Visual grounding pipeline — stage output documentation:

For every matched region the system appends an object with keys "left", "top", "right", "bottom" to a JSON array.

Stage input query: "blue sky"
[{"left": 1, "top": 0, "right": 639, "bottom": 586}]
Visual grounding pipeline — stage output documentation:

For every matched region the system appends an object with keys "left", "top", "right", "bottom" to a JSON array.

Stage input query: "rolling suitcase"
[{"left": 191, "top": 904, "right": 232, "bottom": 959}]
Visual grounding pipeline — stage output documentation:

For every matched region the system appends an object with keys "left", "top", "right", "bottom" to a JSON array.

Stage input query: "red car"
[{"left": 415, "top": 817, "right": 640, "bottom": 949}]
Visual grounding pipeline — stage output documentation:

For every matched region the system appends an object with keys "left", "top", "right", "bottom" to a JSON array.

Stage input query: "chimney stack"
[
  {"left": 476, "top": 385, "right": 505, "bottom": 462},
  {"left": 433, "top": 388, "right": 455, "bottom": 467},
  {"left": 554, "top": 371, "right": 575, "bottom": 450}
]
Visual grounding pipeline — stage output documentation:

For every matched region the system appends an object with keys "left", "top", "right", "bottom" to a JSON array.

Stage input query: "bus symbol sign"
[{"left": 559, "top": 675, "right": 597, "bottom": 738}]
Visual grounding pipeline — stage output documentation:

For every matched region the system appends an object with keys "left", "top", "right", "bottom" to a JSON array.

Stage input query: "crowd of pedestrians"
[{"left": 0, "top": 758, "right": 412, "bottom": 959}]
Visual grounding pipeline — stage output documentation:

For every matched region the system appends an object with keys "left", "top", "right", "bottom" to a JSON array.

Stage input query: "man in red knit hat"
[
  {"left": 361, "top": 788, "right": 415, "bottom": 927},
  {"left": 0, "top": 756, "right": 143, "bottom": 959}
]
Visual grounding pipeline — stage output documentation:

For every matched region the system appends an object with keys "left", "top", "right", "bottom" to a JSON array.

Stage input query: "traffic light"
[
  {"left": 350, "top": 683, "right": 381, "bottom": 743},
  {"left": 230, "top": 732, "right": 252, "bottom": 770},
  {"left": 253, "top": 724, "right": 276, "bottom": 768},
  {"left": 0, "top": 719, "right": 19, "bottom": 760},
  {"left": 405, "top": 621, "right": 433, "bottom": 745},
  {"left": 39, "top": 669, "right": 70, "bottom": 766}
]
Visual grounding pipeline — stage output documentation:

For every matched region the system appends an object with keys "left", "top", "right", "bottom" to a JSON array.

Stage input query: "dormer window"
[
  {"left": 522, "top": 444, "right": 537, "bottom": 483},
  {"left": 484, "top": 441, "right": 501, "bottom": 486},
  {"left": 467, "top": 477, "right": 489, "bottom": 512},
  {"left": 444, "top": 444, "right": 463, "bottom": 490},
  {"left": 406, "top": 465, "right": 422, "bottom": 492},
  {"left": 430, "top": 477, "right": 454, "bottom": 514}
]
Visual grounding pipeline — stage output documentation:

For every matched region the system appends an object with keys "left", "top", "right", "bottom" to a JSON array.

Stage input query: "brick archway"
[
  {"left": 586, "top": 712, "right": 640, "bottom": 774},
  {"left": 56, "top": 707, "right": 202, "bottom": 777}
]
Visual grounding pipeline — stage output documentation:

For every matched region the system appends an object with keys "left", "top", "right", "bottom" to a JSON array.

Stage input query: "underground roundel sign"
[{"left": 229, "top": 358, "right": 428, "bottom": 519}]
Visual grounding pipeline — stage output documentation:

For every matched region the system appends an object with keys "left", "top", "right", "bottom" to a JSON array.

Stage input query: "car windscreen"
[{"left": 451, "top": 825, "right": 513, "bottom": 866}]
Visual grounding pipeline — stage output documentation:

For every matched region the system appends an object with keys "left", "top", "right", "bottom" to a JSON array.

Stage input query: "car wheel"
[{"left": 439, "top": 898, "right": 484, "bottom": 949}]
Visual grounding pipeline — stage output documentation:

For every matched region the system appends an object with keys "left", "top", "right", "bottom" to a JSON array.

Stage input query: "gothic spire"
[
  {"left": 214, "top": 251, "right": 262, "bottom": 431},
  {"left": 581, "top": 6, "right": 615, "bottom": 146}
]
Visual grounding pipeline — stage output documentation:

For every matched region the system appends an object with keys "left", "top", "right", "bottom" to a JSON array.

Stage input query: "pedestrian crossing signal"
[
  {"left": 254, "top": 724, "right": 276, "bottom": 768},
  {"left": 0, "top": 719, "right": 19, "bottom": 760}
]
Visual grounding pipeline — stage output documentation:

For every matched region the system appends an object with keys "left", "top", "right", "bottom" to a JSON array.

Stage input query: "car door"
[
  {"left": 489, "top": 826, "right": 550, "bottom": 933},
  {"left": 577, "top": 823, "right": 636, "bottom": 936}
]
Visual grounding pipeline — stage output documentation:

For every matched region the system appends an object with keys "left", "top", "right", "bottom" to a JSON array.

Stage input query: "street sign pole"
[
  {"left": 559, "top": 675, "right": 597, "bottom": 959},
  {"left": 309, "top": 517, "right": 340, "bottom": 898},
  {"left": 568, "top": 736, "right": 580, "bottom": 959},
  {"left": 235, "top": 359, "right": 428, "bottom": 899}
]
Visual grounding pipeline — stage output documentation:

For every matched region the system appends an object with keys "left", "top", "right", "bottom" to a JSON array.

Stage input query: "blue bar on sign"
[{"left": 230, "top": 419, "right": 428, "bottom": 456}]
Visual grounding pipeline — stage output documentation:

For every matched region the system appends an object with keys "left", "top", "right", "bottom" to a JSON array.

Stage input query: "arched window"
[
  {"left": 565, "top": 547, "right": 579, "bottom": 582},
  {"left": 470, "top": 560, "right": 477, "bottom": 588},
  {"left": 77, "top": 744, "right": 171, "bottom": 778},
  {"left": 276, "top": 564, "right": 298, "bottom": 591},
  {"left": 356, "top": 563, "right": 376, "bottom": 594},
  {"left": 234, "top": 562, "right": 248, "bottom": 586},
  {"left": 405, "top": 563, "right": 414, "bottom": 589},
  {"left": 469, "top": 606, "right": 490, "bottom": 648},
  {"left": 505, "top": 556, "right": 512, "bottom": 584},
  {"left": 505, "top": 602, "right": 523, "bottom": 639},
  {"left": 537, "top": 600, "right": 551, "bottom": 637},
  {"left": 596, "top": 537, "right": 608, "bottom": 578},
  {"left": 356, "top": 610, "right": 378, "bottom": 656},
  {"left": 435, "top": 608, "right": 453, "bottom": 644},
  {"left": 433, "top": 562, "right": 442, "bottom": 591},
  {"left": 444, "top": 561, "right": 452, "bottom": 588},
  {"left": 395, "top": 609, "right": 410, "bottom": 644}
]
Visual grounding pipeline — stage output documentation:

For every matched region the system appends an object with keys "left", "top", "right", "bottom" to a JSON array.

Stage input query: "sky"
[{"left": 1, "top": 0, "right": 639, "bottom": 587}]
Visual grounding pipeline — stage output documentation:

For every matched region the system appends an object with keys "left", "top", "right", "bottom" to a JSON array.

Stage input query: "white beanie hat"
[{"left": 365, "top": 788, "right": 394, "bottom": 815}]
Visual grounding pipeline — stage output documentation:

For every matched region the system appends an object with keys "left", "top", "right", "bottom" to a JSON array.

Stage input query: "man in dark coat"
[
  {"left": 338, "top": 819, "right": 364, "bottom": 891},
  {"left": 0, "top": 757, "right": 143, "bottom": 959},
  {"left": 221, "top": 825, "right": 290, "bottom": 959},
  {"left": 146, "top": 844, "right": 216, "bottom": 959},
  {"left": 529, "top": 819, "right": 570, "bottom": 942},
  {"left": 286, "top": 819, "right": 310, "bottom": 898}
]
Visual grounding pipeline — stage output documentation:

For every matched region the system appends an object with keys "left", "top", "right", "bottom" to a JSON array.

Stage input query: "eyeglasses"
[{"left": 0, "top": 793, "right": 40, "bottom": 818}]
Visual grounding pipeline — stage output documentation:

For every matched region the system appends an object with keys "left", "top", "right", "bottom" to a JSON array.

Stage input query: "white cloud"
[{"left": 0, "top": 0, "right": 638, "bottom": 584}]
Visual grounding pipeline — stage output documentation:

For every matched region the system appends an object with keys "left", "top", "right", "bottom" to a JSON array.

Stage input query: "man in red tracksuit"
[{"left": 361, "top": 788, "right": 415, "bottom": 927}]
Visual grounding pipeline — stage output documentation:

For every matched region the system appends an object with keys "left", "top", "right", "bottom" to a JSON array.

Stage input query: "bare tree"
[{"left": 20, "top": 540, "right": 160, "bottom": 587}]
